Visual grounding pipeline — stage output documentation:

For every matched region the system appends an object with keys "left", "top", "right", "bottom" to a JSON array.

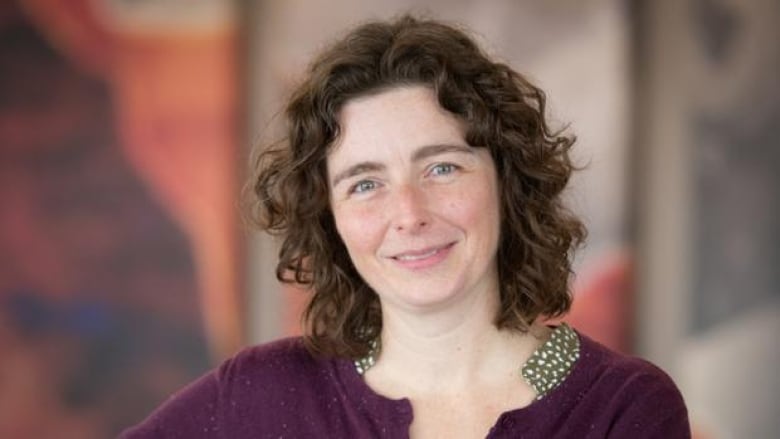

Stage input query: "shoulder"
[
  {"left": 120, "top": 337, "right": 329, "bottom": 438},
  {"left": 572, "top": 332, "right": 691, "bottom": 437},
  {"left": 217, "top": 336, "right": 316, "bottom": 382},
  {"left": 214, "top": 336, "right": 334, "bottom": 406},
  {"left": 577, "top": 333, "right": 683, "bottom": 399}
]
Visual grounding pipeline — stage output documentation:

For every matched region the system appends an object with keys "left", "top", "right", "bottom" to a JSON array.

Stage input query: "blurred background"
[{"left": 0, "top": 0, "right": 776, "bottom": 438}]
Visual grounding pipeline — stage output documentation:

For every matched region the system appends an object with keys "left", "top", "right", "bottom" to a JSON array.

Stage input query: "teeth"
[{"left": 396, "top": 248, "right": 438, "bottom": 261}]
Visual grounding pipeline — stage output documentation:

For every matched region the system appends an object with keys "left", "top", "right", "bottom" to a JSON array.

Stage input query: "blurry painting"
[{"left": 0, "top": 1, "right": 243, "bottom": 437}]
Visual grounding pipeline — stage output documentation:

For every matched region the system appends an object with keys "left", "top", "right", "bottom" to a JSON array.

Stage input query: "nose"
[{"left": 390, "top": 184, "right": 430, "bottom": 233}]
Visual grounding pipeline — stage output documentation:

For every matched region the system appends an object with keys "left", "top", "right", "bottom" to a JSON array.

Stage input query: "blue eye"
[
  {"left": 430, "top": 163, "right": 457, "bottom": 176},
  {"left": 351, "top": 180, "right": 377, "bottom": 194}
]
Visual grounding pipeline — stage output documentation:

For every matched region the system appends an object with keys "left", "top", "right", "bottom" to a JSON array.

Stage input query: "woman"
[{"left": 122, "top": 15, "right": 690, "bottom": 438}]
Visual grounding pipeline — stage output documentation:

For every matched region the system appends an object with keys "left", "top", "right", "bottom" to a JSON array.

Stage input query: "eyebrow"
[
  {"left": 411, "top": 143, "right": 473, "bottom": 162},
  {"left": 330, "top": 162, "right": 385, "bottom": 188},
  {"left": 330, "top": 143, "right": 474, "bottom": 187}
]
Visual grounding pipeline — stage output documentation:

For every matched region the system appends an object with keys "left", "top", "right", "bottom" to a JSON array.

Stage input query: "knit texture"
[{"left": 120, "top": 329, "right": 690, "bottom": 438}]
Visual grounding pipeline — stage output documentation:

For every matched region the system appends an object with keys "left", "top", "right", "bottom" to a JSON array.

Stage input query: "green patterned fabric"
[
  {"left": 354, "top": 338, "right": 380, "bottom": 375},
  {"left": 521, "top": 323, "right": 580, "bottom": 399}
]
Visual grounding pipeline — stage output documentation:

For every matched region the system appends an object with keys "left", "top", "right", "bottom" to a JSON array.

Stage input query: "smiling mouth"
[{"left": 391, "top": 242, "right": 455, "bottom": 262}]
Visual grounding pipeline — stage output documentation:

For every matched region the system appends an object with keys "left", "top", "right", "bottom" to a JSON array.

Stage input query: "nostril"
[{"left": 394, "top": 219, "right": 428, "bottom": 231}]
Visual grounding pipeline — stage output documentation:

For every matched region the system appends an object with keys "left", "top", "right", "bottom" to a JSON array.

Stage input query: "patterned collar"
[{"left": 521, "top": 323, "right": 580, "bottom": 399}]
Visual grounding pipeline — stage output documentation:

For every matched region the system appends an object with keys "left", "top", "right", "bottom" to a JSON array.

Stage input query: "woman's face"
[{"left": 327, "top": 86, "right": 501, "bottom": 313}]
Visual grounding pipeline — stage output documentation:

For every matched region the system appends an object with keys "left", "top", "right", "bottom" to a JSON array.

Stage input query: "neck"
[{"left": 365, "top": 285, "right": 547, "bottom": 396}]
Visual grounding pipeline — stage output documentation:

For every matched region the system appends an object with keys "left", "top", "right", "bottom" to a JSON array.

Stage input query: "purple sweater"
[{"left": 120, "top": 331, "right": 690, "bottom": 438}]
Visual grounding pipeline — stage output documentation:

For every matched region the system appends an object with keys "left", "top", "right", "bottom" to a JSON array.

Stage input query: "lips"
[
  {"left": 388, "top": 242, "right": 455, "bottom": 268},
  {"left": 395, "top": 247, "right": 440, "bottom": 261}
]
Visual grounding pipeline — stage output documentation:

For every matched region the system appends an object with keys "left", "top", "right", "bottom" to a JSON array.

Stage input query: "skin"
[
  {"left": 328, "top": 85, "right": 501, "bottom": 316},
  {"left": 328, "top": 86, "right": 549, "bottom": 438}
]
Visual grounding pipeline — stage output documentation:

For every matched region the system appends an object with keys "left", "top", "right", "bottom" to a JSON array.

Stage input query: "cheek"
[
  {"left": 445, "top": 181, "right": 501, "bottom": 234},
  {"left": 458, "top": 187, "right": 501, "bottom": 258},
  {"left": 332, "top": 205, "right": 385, "bottom": 259}
]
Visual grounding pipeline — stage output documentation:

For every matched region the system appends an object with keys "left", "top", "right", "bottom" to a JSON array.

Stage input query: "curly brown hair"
[{"left": 248, "top": 15, "right": 586, "bottom": 359}]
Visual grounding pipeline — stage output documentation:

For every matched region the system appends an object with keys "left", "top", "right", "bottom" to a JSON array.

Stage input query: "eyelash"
[
  {"left": 349, "top": 180, "right": 378, "bottom": 194},
  {"left": 429, "top": 163, "right": 458, "bottom": 176},
  {"left": 345, "top": 163, "right": 461, "bottom": 196}
]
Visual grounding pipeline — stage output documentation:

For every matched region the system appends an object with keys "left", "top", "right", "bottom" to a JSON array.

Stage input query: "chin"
[{"left": 377, "top": 279, "right": 469, "bottom": 310}]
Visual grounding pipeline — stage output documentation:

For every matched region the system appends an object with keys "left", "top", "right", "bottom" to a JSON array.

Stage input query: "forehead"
[{"left": 327, "top": 85, "right": 467, "bottom": 163}]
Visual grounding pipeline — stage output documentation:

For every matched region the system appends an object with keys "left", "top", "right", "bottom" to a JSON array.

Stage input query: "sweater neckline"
[
  {"left": 354, "top": 323, "right": 579, "bottom": 399},
  {"left": 336, "top": 324, "right": 584, "bottom": 425}
]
